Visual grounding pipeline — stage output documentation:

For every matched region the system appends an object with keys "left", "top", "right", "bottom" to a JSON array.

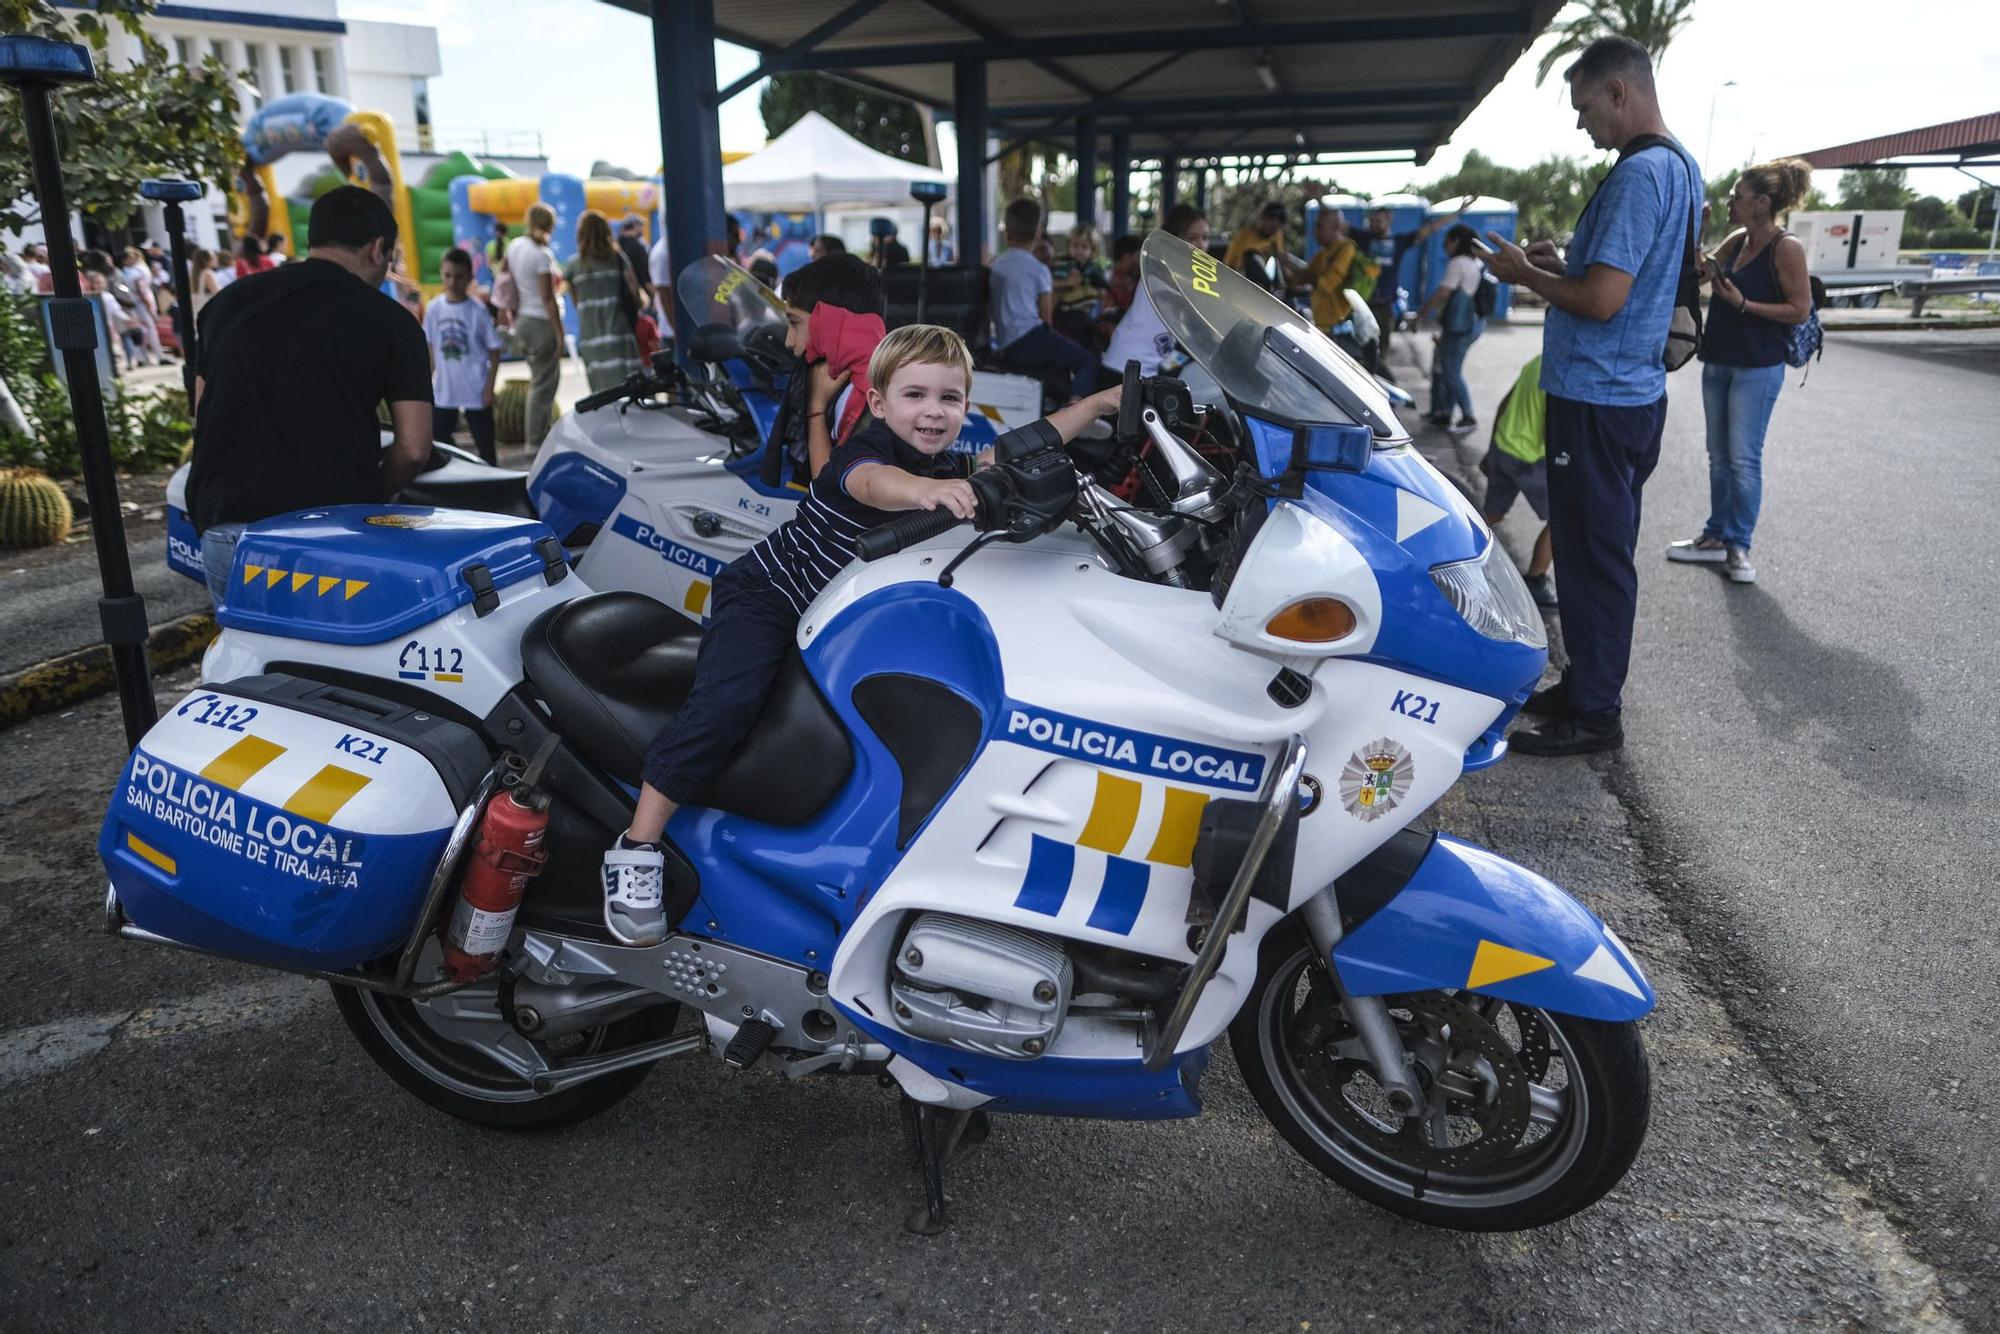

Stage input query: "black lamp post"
[
  {"left": 140, "top": 177, "right": 204, "bottom": 402},
  {"left": 910, "top": 179, "right": 949, "bottom": 325},
  {"left": 2, "top": 34, "right": 157, "bottom": 748}
]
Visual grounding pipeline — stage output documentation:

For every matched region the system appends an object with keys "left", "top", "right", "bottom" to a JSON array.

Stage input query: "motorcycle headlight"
[{"left": 1431, "top": 537, "right": 1546, "bottom": 649}]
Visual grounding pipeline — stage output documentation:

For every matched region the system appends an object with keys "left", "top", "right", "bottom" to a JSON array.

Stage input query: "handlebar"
[
  {"left": 855, "top": 505, "right": 971, "bottom": 561},
  {"left": 573, "top": 375, "right": 644, "bottom": 415}
]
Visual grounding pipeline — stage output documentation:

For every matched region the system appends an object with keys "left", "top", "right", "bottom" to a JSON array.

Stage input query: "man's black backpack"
[{"left": 1577, "top": 133, "right": 1704, "bottom": 370}]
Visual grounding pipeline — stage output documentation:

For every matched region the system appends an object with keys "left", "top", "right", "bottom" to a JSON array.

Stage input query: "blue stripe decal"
[
  {"left": 1086, "top": 855, "right": 1150, "bottom": 935},
  {"left": 1015, "top": 834, "right": 1073, "bottom": 917}
]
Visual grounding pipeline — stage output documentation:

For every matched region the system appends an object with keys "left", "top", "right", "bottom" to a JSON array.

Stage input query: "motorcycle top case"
[
  {"left": 217, "top": 504, "right": 567, "bottom": 646},
  {"left": 100, "top": 674, "right": 490, "bottom": 972}
]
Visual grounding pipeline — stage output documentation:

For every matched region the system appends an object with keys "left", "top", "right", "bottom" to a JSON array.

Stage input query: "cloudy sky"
[{"left": 348, "top": 0, "right": 2000, "bottom": 202}]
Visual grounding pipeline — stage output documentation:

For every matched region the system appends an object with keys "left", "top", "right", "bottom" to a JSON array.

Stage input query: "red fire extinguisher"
[{"left": 441, "top": 781, "right": 550, "bottom": 983}]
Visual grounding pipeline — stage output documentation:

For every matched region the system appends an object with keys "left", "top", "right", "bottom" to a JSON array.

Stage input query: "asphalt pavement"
[{"left": 1421, "top": 322, "right": 2000, "bottom": 1327}]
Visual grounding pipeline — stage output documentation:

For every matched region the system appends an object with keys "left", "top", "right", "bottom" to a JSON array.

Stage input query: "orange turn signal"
[{"left": 1264, "top": 598, "right": 1356, "bottom": 643}]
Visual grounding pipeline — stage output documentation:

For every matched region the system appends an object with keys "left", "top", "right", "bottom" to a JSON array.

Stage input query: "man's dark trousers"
[
  {"left": 1544, "top": 393, "right": 1667, "bottom": 721},
  {"left": 1001, "top": 324, "right": 1097, "bottom": 398}
]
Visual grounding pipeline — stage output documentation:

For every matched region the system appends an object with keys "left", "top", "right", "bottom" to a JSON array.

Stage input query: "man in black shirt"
[{"left": 186, "top": 185, "right": 432, "bottom": 605}]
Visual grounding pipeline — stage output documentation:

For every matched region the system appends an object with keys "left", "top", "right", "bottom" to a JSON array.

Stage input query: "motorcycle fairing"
[
  {"left": 215, "top": 505, "right": 566, "bottom": 647},
  {"left": 1330, "top": 833, "right": 1655, "bottom": 1021},
  {"left": 529, "top": 450, "right": 627, "bottom": 546}
]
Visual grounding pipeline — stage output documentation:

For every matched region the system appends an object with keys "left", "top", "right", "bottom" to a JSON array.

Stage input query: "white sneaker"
[
  {"left": 602, "top": 842, "right": 666, "bottom": 945},
  {"left": 1725, "top": 548, "right": 1757, "bottom": 584},
  {"left": 1666, "top": 534, "right": 1728, "bottom": 564}
]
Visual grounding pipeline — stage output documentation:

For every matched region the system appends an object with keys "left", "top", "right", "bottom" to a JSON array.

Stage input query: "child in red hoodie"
[{"left": 776, "top": 255, "right": 886, "bottom": 479}]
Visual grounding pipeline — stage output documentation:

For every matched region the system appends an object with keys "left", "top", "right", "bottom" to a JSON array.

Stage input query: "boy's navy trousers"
[
  {"left": 1544, "top": 393, "right": 1667, "bottom": 721},
  {"left": 641, "top": 562, "right": 798, "bottom": 803}
]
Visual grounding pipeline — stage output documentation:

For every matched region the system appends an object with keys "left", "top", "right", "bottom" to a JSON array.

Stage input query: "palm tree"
[{"left": 1534, "top": 0, "right": 1699, "bottom": 85}]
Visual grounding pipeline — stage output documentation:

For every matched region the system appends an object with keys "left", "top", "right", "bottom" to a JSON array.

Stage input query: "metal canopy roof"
[
  {"left": 1797, "top": 111, "right": 2000, "bottom": 170},
  {"left": 608, "top": 0, "right": 1563, "bottom": 166}
]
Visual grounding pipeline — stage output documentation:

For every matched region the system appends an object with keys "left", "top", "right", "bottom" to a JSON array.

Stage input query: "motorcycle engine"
[{"left": 889, "top": 915, "right": 1073, "bottom": 1059}]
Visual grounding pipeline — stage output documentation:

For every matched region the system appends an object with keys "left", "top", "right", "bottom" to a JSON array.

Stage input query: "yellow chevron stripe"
[
  {"left": 684, "top": 580, "right": 712, "bottom": 615},
  {"left": 1146, "top": 786, "right": 1208, "bottom": 867},
  {"left": 343, "top": 579, "right": 369, "bottom": 600},
  {"left": 265, "top": 567, "right": 287, "bottom": 587},
  {"left": 1466, "top": 940, "right": 1555, "bottom": 990},
  {"left": 242, "top": 564, "right": 264, "bottom": 584},
  {"left": 282, "top": 764, "right": 372, "bottom": 824},
  {"left": 316, "top": 575, "right": 341, "bottom": 596},
  {"left": 290, "top": 572, "right": 313, "bottom": 592},
  {"left": 126, "top": 832, "right": 177, "bottom": 875},
  {"left": 1077, "top": 772, "right": 1142, "bottom": 854},
  {"left": 197, "top": 734, "right": 286, "bottom": 790}
]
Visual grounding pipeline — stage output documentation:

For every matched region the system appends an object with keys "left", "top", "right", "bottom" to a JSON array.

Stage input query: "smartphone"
[{"left": 1465, "top": 234, "right": 1497, "bottom": 257}]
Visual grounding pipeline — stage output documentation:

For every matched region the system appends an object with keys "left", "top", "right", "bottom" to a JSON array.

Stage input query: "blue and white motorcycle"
[
  {"left": 164, "top": 258, "right": 1024, "bottom": 631},
  {"left": 101, "top": 231, "right": 1653, "bottom": 1233}
]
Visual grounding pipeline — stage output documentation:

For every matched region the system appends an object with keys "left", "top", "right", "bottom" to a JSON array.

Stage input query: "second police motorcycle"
[{"left": 105, "top": 232, "right": 1653, "bottom": 1232}]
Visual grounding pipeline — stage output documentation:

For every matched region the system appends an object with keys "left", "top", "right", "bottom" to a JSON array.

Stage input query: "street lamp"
[
  {"left": 0, "top": 34, "right": 158, "bottom": 748},
  {"left": 139, "top": 178, "right": 204, "bottom": 401},
  {"left": 1703, "top": 79, "right": 1737, "bottom": 171}
]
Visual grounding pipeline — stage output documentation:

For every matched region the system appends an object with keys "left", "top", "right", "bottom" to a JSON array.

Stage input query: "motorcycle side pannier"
[{"left": 99, "top": 674, "right": 490, "bottom": 972}]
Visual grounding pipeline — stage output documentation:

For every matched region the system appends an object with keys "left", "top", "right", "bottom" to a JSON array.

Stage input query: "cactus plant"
[
  {"left": 0, "top": 468, "right": 74, "bottom": 548},
  {"left": 492, "top": 379, "right": 558, "bottom": 446}
]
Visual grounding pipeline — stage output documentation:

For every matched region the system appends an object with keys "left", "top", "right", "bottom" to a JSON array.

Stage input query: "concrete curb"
[
  {"left": 1823, "top": 318, "right": 2000, "bottom": 333},
  {"left": 0, "top": 611, "right": 216, "bottom": 732}
]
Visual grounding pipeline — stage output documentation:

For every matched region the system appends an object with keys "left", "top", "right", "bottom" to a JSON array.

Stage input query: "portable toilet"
[
  {"left": 1301, "top": 194, "right": 1367, "bottom": 260},
  {"left": 1418, "top": 194, "right": 1520, "bottom": 319}
]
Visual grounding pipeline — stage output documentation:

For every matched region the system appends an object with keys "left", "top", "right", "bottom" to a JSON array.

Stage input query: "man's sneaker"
[
  {"left": 1422, "top": 411, "right": 1453, "bottom": 427},
  {"left": 603, "top": 839, "right": 667, "bottom": 946},
  {"left": 1509, "top": 713, "right": 1623, "bottom": 757},
  {"left": 1524, "top": 572, "right": 1558, "bottom": 610},
  {"left": 1725, "top": 547, "right": 1757, "bottom": 584},
  {"left": 1665, "top": 534, "right": 1727, "bottom": 564},
  {"left": 1446, "top": 417, "right": 1479, "bottom": 437},
  {"left": 1520, "top": 678, "right": 1569, "bottom": 718}
]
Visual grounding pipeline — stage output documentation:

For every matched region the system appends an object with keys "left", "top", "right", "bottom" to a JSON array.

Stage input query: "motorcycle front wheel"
[
  {"left": 1231, "top": 920, "right": 1650, "bottom": 1231},
  {"left": 332, "top": 968, "right": 679, "bottom": 1132}
]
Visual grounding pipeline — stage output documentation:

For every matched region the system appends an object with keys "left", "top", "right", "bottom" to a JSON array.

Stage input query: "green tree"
[
  {"left": 1413, "top": 150, "right": 1610, "bottom": 242},
  {"left": 0, "top": 0, "right": 242, "bottom": 233},
  {"left": 758, "top": 72, "right": 930, "bottom": 164},
  {"left": 1953, "top": 188, "right": 1995, "bottom": 232},
  {"left": 1534, "top": 0, "right": 1699, "bottom": 85},
  {"left": 1835, "top": 167, "right": 1913, "bottom": 211}
]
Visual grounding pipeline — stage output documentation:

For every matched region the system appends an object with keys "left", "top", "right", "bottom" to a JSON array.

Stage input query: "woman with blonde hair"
[
  {"left": 187, "top": 247, "right": 220, "bottom": 319},
  {"left": 505, "top": 202, "right": 565, "bottom": 446},
  {"left": 567, "top": 210, "right": 645, "bottom": 392},
  {"left": 1666, "top": 157, "right": 1816, "bottom": 586}
]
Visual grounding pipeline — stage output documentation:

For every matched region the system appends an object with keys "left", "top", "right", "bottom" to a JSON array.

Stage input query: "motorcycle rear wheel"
[
  {"left": 1231, "top": 920, "right": 1650, "bottom": 1231},
  {"left": 332, "top": 978, "right": 679, "bottom": 1132}
]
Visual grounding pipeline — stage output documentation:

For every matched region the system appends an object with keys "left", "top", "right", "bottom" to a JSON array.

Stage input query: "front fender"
[{"left": 1331, "top": 834, "right": 1654, "bottom": 1021}]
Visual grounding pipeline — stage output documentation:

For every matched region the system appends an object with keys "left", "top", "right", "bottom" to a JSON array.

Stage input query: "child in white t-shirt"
[{"left": 423, "top": 247, "right": 506, "bottom": 463}]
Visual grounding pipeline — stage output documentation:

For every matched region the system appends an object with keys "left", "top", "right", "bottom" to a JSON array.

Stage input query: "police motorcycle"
[{"left": 99, "top": 230, "right": 1654, "bottom": 1235}]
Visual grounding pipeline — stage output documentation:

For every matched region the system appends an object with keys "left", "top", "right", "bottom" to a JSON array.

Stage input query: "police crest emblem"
[{"left": 1338, "top": 738, "right": 1413, "bottom": 821}]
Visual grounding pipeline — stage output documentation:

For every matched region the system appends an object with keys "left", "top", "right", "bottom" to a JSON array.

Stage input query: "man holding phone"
[{"left": 1480, "top": 36, "right": 1700, "bottom": 757}]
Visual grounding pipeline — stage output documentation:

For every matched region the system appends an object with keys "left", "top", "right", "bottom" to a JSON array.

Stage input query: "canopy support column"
[
  {"left": 1160, "top": 152, "right": 1179, "bottom": 222},
  {"left": 1110, "top": 129, "right": 1131, "bottom": 237},
  {"left": 954, "top": 58, "right": 988, "bottom": 262},
  {"left": 653, "top": 0, "right": 728, "bottom": 367},
  {"left": 1074, "top": 115, "right": 1098, "bottom": 229},
  {"left": 1192, "top": 165, "right": 1208, "bottom": 213}
]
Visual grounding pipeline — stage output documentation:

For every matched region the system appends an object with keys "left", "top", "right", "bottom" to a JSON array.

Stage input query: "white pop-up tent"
[{"left": 722, "top": 111, "right": 952, "bottom": 220}]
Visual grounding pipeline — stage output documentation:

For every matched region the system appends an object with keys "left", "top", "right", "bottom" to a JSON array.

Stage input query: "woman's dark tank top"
[{"left": 1703, "top": 233, "right": 1790, "bottom": 368}]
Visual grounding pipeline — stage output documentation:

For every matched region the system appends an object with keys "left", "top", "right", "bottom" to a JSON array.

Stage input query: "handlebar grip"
[
  {"left": 1117, "top": 359, "right": 1143, "bottom": 440},
  {"left": 856, "top": 507, "right": 968, "bottom": 561},
  {"left": 574, "top": 372, "right": 653, "bottom": 415}
]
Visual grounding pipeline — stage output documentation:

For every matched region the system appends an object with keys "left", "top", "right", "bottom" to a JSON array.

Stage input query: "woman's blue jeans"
[
  {"left": 1429, "top": 326, "right": 1481, "bottom": 420},
  {"left": 1699, "top": 361, "right": 1784, "bottom": 551}
]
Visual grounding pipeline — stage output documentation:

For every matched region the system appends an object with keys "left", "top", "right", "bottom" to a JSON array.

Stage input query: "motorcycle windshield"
[
  {"left": 675, "top": 255, "right": 788, "bottom": 338},
  {"left": 1139, "top": 230, "right": 1405, "bottom": 442}
]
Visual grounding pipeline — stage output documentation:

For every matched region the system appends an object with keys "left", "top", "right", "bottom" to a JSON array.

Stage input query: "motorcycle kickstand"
[{"left": 898, "top": 1096, "right": 991, "bottom": 1235}]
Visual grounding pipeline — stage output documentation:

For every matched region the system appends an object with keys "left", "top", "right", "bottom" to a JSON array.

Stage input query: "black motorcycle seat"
[{"left": 519, "top": 591, "right": 853, "bottom": 826}]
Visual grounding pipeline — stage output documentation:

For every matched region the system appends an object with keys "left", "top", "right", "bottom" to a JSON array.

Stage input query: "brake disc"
[{"left": 1302, "top": 993, "right": 1534, "bottom": 1173}]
